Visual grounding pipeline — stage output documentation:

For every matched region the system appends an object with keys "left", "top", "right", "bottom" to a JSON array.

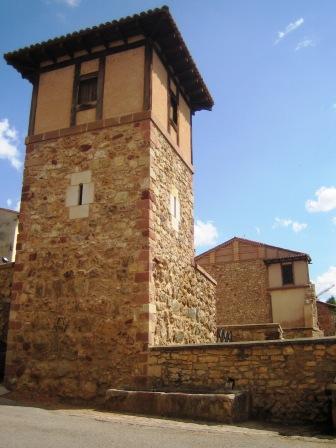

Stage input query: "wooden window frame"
[
  {"left": 281, "top": 262, "right": 294, "bottom": 286},
  {"left": 71, "top": 57, "right": 105, "bottom": 127},
  {"left": 76, "top": 73, "right": 99, "bottom": 111},
  {"left": 167, "top": 75, "right": 179, "bottom": 142}
]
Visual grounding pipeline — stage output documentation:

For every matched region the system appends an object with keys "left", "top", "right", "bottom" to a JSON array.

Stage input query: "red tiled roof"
[
  {"left": 4, "top": 6, "right": 213, "bottom": 112},
  {"left": 196, "top": 236, "right": 310, "bottom": 262}
]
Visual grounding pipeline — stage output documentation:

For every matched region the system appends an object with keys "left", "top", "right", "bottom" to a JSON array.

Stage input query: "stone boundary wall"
[{"left": 148, "top": 337, "right": 336, "bottom": 424}]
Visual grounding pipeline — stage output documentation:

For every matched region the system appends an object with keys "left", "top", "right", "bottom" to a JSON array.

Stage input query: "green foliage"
[{"left": 326, "top": 296, "right": 336, "bottom": 305}]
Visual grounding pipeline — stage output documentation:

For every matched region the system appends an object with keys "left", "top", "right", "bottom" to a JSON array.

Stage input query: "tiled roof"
[
  {"left": 0, "top": 207, "right": 19, "bottom": 215},
  {"left": 4, "top": 6, "right": 213, "bottom": 112},
  {"left": 196, "top": 236, "right": 311, "bottom": 262}
]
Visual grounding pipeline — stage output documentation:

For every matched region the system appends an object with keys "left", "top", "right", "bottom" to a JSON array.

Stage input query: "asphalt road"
[{"left": 0, "top": 397, "right": 335, "bottom": 448}]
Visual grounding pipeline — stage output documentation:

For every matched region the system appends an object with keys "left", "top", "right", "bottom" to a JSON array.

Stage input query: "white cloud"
[
  {"left": 57, "top": 0, "right": 81, "bottom": 6},
  {"left": 275, "top": 18, "right": 304, "bottom": 45},
  {"left": 255, "top": 226, "right": 261, "bottom": 235},
  {"left": 305, "top": 187, "right": 336, "bottom": 212},
  {"left": 0, "top": 118, "right": 22, "bottom": 170},
  {"left": 292, "top": 221, "right": 307, "bottom": 233},
  {"left": 44, "top": 0, "right": 81, "bottom": 7},
  {"left": 273, "top": 217, "right": 307, "bottom": 233},
  {"left": 295, "top": 39, "right": 314, "bottom": 51},
  {"left": 332, "top": 217, "right": 336, "bottom": 225},
  {"left": 6, "top": 199, "right": 12, "bottom": 207},
  {"left": 315, "top": 266, "right": 336, "bottom": 298},
  {"left": 194, "top": 220, "right": 218, "bottom": 248}
]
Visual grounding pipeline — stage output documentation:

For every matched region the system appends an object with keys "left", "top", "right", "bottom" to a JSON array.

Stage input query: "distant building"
[
  {"left": 0, "top": 208, "right": 19, "bottom": 263},
  {"left": 317, "top": 300, "right": 336, "bottom": 336},
  {"left": 196, "top": 237, "right": 321, "bottom": 339}
]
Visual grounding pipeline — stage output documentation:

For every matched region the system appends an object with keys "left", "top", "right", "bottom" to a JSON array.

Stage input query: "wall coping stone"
[
  {"left": 194, "top": 263, "right": 217, "bottom": 285},
  {"left": 149, "top": 336, "right": 336, "bottom": 351},
  {"left": 217, "top": 323, "right": 281, "bottom": 330},
  {"left": 0, "top": 263, "right": 15, "bottom": 270}
]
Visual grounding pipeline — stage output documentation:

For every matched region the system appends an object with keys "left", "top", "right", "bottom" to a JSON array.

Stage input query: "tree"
[{"left": 326, "top": 296, "right": 336, "bottom": 305}]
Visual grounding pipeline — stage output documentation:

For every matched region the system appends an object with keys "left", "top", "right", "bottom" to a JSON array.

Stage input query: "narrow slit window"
[
  {"left": 282, "top": 263, "right": 294, "bottom": 285},
  {"left": 77, "top": 76, "right": 98, "bottom": 106},
  {"left": 173, "top": 196, "right": 177, "bottom": 218},
  {"left": 78, "top": 183, "right": 84, "bottom": 205}
]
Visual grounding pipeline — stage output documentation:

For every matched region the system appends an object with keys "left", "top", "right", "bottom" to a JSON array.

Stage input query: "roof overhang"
[
  {"left": 4, "top": 6, "right": 213, "bottom": 112},
  {"left": 264, "top": 255, "right": 311, "bottom": 265}
]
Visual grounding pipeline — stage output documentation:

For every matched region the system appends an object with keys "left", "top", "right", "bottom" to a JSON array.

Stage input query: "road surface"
[{"left": 0, "top": 396, "right": 334, "bottom": 448}]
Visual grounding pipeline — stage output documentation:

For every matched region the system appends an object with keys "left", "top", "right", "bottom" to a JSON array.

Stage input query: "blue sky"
[{"left": 0, "top": 0, "right": 335, "bottom": 298}]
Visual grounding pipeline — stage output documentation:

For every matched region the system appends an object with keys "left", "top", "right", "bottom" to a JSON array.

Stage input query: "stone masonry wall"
[
  {"left": 149, "top": 122, "right": 216, "bottom": 345},
  {"left": 6, "top": 118, "right": 153, "bottom": 398},
  {"left": 197, "top": 259, "right": 272, "bottom": 326},
  {"left": 149, "top": 338, "right": 336, "bottom": 424}
]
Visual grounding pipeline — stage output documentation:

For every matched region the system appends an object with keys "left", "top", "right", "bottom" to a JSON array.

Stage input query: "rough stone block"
[{"left": 105, "top": 389, "right": 250, "bottom": 423}]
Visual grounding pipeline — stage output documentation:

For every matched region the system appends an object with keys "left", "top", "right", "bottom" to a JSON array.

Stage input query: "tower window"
[
  {"left": 282, "top": 263, "right": 294, "bottom": 285},
  {"left": 173, "top": 195, "right": 177, "bottom": 218},
  {"left": 169, "top": 91, "right": 178, "bottom": 127},
  {"left": 77, "top": 75, "right": 98, "bottom": 107},
  {"left": 170, "top": 189, "right": 180, "bottom": 232}
]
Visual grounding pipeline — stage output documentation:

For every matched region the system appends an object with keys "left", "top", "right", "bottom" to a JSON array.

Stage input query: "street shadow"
[{"left": 0, "top": 391, "right": 335, "bottom": 441}]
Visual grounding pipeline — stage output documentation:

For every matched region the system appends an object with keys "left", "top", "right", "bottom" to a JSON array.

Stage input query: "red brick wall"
[{"left": 317, "top": 301, "right": 336, "bottom": 336}]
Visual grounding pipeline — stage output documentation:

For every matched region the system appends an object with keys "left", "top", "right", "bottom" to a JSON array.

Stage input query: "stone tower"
[{"left": 4, "top": 7, "right": 216, "bottom": 398}]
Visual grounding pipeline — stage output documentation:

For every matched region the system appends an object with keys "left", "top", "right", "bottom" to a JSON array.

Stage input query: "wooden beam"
[
  {"left": 96, "top": 56, "right": 105, "bottom": 120},
  {"left": 99, "top": 31, "right": 110, "bottom": 49},
  {"left": 143, "top": 40, "right": 153, "bottom": 111},
  {"left": 80, "top": 36, "right": 92, "bottom": 54},
  {"left": 61, "top": 42, "right": 74, "bottom": 59},
  {"left": 39, "top": 39, "right": 145, "bottom": 74},
  {"left": 28, "top": 76, "right": 39, "bottom": 136},
  {"left": 70, "top": 63, "right": 80, "bottom": 127},
  {"left": 115, "top": 24, "right": 128, "bottom": 44}
]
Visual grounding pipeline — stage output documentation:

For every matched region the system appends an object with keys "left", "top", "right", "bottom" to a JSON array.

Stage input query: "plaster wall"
[
  {"left": 151, "top": 50, "right": 192, "bottom": 165},
  {"left": 103, "top": 47, "right": 145, "bottom": 118},
  {"left": 34, "top": 65, "right": 74, "bottom": 134},
  {"left": 268, "top": 260, "right": 309, "bottom": 288},
  {"left": 271, "top": 289, "right": 305, "bottom": 328}
]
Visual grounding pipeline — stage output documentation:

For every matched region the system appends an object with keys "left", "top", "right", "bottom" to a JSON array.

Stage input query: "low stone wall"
[
  {"left": 0, "top": 263, "right": 13, "bottom": 379},
  {"left": 149, "top": 337, "right": 336, "bottom": 424},
  {"left": 217, "top": 323, "right": 283, "bottom": 342}
]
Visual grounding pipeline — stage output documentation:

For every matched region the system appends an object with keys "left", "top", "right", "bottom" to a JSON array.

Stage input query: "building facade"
[
  {"left": 317, "top": 300, "right": 336, "bottom": 336},
  {"left": 196, "top": 237, "right": 320, "bottom": 339},
  {"left": 4, "top": 7, "right": 216, "bottom": 398},
  {"left": 0, "top": 208, "right": 19, "bottom": 263}
]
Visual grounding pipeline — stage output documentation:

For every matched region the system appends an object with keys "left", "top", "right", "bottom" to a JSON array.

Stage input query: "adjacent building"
[
  {"left": 317, "top": 300, "right": 336, "bottom": 336},
  {"left": 196, "top": 237, "right": 321, "bottom": 339},
  {"left": 0, "top": 208, "right": 19, "bottom": 263}
]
